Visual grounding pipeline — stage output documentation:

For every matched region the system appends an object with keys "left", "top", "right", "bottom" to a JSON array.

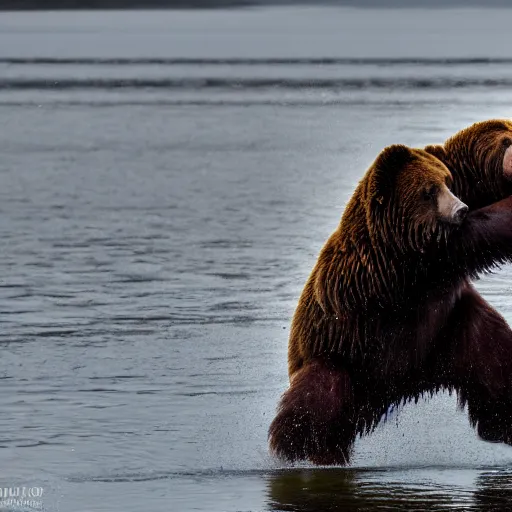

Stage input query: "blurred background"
[{"left": 2, "top": 2, "right": 512, "bottom": 512}]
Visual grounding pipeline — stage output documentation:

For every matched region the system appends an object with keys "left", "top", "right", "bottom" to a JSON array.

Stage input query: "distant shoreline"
[
  {"left": 2, "top": 1, "right": 512, "bottom": 12},
  {"left": 0, "top": 3, "right": 252, "bottom": 11}
]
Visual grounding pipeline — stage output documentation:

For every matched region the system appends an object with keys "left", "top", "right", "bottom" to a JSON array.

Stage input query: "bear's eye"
[
  {"left": 502, "top": 137, "right": 512, "bottom": 148},
  {"left": 422, "top": 185, "right": 437, "bottom": 202}
]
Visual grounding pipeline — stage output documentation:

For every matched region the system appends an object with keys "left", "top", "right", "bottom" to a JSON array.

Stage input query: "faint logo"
[{"left": 0, "top": 487, "right": 44, "bottom": 510}]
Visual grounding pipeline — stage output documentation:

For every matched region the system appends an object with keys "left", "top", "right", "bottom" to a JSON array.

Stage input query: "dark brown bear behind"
[{"left": 425, "top": 119, "right": 512, "bottom": 210}]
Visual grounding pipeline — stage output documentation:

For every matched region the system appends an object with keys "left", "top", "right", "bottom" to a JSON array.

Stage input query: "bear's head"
[
  {"left": 425, "top": 119, "right": 512, "bottom": 210},
  {"left": 364, "top": 144, "right": 468, "bottom": 253},
  {"left": 320, "top": 145, "right": 468, "bottom": 313}
]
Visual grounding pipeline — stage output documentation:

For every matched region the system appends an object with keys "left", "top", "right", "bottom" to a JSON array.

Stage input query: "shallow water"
[{"left": 3, "top": 7, "right": 512, "bottom": 512}]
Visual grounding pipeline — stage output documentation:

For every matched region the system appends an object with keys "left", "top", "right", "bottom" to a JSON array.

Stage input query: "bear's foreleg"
[
  {"left": 268, "top": 358, "right": 356, "bottom": 466},
  {"left": 445, "top": 287, "right": 512, "bottom": 445}
]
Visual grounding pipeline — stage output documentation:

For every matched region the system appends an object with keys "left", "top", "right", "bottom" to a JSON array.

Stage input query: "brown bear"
[
  {"left": 268, "top": 143, "right": 512, "bottom": 466},
  {"left": 424, "top": 119, "right": 512, "bottom": 210}
]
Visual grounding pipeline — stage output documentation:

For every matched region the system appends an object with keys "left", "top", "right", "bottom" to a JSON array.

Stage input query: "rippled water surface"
[{"left": 3, "top": 7, "right": 512, "bottom": 512}]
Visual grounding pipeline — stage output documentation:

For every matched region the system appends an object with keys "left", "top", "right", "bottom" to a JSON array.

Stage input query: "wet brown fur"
[{"left": 269, "top": 143, "right": 512, "bottom": 466}]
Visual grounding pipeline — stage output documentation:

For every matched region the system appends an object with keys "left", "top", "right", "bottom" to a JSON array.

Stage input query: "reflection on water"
[
  {"left": 266, "top": 468, "right": 512, "bottom": 511},
  {"left": 474, "top": 470, "right": 512, "bottom": 511}
]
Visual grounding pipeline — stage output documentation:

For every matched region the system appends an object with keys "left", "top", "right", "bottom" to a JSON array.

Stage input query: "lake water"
[{"left": 3, "top": 7, "right": 512, "bottom": 512}]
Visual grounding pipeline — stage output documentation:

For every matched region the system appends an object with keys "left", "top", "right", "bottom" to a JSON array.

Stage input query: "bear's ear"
[
  {"left": 424, "top": 144, "right": 447, "bottom": 163},
  {"left": 370, "top": 144, "right": 413, "bottom": 200}
]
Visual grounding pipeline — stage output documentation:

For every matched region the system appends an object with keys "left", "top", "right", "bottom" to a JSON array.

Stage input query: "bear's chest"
[{"left": 360, "top": 280, "right": 468, "bottom": 377}]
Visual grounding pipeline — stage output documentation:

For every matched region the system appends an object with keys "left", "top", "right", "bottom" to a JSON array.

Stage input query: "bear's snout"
[
  {"left": 452, "top": 203, "right": 469, "bottom": 225},
  {"left": 438, "top": 186, "right": 468, "bottom": 225}
]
